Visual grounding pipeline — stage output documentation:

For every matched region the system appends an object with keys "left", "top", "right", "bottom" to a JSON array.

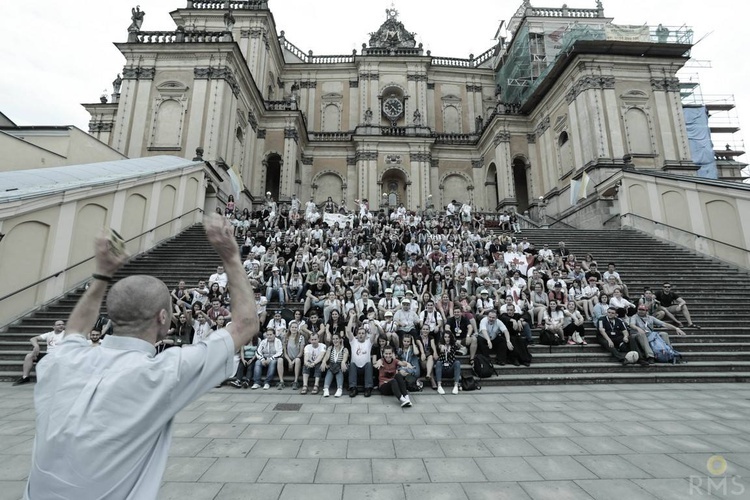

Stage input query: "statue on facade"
[
  {"left": 128, "top": 6, "right": 145, "bottom": 31},
  {"left": 223, "top": 9, "right": 235, "bottom": 32},
  {"left": 412, "top": 109, "right": 422, "bottom": 126},
  {"left": 364, "top": 108, "right": 373, "bottom": 125},
  {"left": 112, "top": 74, "right": 122, "bottom": 94},
  {"left": 656, "top": 24, "right": 669, "bottom": 43}
]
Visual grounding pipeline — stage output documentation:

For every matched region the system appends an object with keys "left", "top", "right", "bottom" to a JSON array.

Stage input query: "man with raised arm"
[{"left": 24, "top": 215, "right": 259, "bottom": 500}]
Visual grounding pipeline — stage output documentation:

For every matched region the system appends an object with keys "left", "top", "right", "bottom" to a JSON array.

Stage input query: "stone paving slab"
[{"left": 3, "top": 383, "right": 750, "bottom": 500}]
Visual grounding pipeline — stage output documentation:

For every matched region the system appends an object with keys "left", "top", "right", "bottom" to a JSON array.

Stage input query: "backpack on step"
[
  {"left": 539, "top": 329, "right": 564, "bottom": 346},
  {"left": 460, "top": 375, "right": 481, "bottom": 391},
  {"left": 472, "top": 354, "right": 497, "bottom": 378},
  {"left": 647, "top": 331, "right": 683, "bottom": 364}
]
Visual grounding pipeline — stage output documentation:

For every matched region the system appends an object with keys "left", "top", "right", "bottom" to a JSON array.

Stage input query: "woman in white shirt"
[
  {"left": 543, "top": 300, "right": 565, "bottom": 339},
  {"left": 609, "top": 288, "right": 636, "bottom": 318}
]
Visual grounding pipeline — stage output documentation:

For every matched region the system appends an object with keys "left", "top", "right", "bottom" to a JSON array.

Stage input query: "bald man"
[{"left": 25, "top": 215, "right": 259, "bottom": 500}]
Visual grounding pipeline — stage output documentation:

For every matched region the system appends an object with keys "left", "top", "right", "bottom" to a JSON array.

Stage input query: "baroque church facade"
[{"left": 84, "top": 0, "right": 702, "bottom": 220}]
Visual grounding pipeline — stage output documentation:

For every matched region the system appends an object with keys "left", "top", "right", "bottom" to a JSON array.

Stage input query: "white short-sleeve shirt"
[{"left": 25, "top": 330, "right": 235, "bottom": 500}]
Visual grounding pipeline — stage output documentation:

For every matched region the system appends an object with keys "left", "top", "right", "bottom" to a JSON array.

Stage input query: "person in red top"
[{"left": 374, "top": 345, "right": 414, "bottom": 407}]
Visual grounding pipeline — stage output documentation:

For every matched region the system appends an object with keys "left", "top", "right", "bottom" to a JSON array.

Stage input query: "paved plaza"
[{"left": 1, "top": 383, "right": 750, "bottom": 499}]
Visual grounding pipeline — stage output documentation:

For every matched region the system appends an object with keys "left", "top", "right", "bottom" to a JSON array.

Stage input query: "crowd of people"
[{"left": 16, "top": 196, "right": 697, "bottom": 394}]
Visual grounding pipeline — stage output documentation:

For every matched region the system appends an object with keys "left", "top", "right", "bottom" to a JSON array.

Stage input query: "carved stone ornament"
[
  {"left": 122, "top": 66, "right": 155, "bottom": 80},
  {"left": 257, "top": 128, "right": 266, "bottom": 139},
  {"left": 410, "top": 152, "right": 431, "bottom": 163},
  {"left": 493, "top": 132, "right": 511, "bottom": 145},
  {"left": 301, "top": 155, "right": 314, "bottom": 166},
  {"left": 368, "top": 8, "right": 418, "bottom": 49},
  {"left": 650, "top": 77, "right": 680, "bottom": 92},
  {"left": 385, "top": 155, "right": 402, "bottom": 165},
  {"left": 285, "top": 128, "right": 299, "bottom": 141},
  {"left": 526, "top": 133, "right": 537, "bottom": 144},
  {"left": 534, "top": 116, "right": 550, "bottom": 137}
]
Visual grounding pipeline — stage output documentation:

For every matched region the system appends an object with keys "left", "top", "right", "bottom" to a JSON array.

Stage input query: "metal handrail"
[
  {"left": 621, "top": 212, "right": 750, "bottom": 255},
  {"left": 0, "top": 208, "right": 205, "bottom": 304}
]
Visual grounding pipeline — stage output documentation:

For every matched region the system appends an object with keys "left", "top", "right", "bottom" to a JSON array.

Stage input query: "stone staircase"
[{"left": 2, "top": 224, "right": 749, "bottom": 386}]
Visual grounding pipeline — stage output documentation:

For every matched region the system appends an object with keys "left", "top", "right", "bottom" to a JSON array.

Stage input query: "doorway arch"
[
  {"left": 381, "top": 168, "right": 409, "bottom": 210},
  {"left": 512, "top": 157, "right": 530, "bottom": 212},
  {"left": 264, "top": 153, "right": 282, "bottom": 200},
  {"left": 485, "top": 163, "right": 499, "bottom": 211}
]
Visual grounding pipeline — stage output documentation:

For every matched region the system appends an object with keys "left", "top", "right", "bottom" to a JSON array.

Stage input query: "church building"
[{"left": 83, "top": 0, "right": 740, "bottom": 223}]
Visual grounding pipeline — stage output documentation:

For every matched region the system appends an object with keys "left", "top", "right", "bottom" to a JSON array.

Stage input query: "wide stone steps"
[{"left": 2, "top": 223, "right": 749, "bottom": 384}]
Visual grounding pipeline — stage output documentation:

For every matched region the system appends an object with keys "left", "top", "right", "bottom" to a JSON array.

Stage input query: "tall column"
[
  {"left": 493, "top": 132, "right": 513, "bottom": 206},
  {"left": 466, "top": 84, "right": 476, "bottom": 133},
  {"left": 349, "top": 79, "right": 360, "bottom": 126},
  {"left": 409, "top": 149, "right": 430, "bottom": 209},
  {"left": 304, "top": 80, "right": 317, "bottom": 130},
  {"left": 185, "top": 78, "right": 209, "bottom": 157},
  {"left": 526, "top": 133, "right": 541, "bottom": 198},
  {"left": 282, "top": 126, "right": 299, "bottom": 197}
]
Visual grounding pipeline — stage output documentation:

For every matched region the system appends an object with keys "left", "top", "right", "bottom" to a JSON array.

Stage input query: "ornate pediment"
[{"left": 368, "top": 8, "right": 417, "bottom": 49}]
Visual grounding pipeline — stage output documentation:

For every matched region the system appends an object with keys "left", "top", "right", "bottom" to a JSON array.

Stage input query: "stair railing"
[
  {"left": 0, "top": 208, "right": 205, "bottom": 326},
  {"left": 621, "top": 212, "right": 750, "bottom": 270}
]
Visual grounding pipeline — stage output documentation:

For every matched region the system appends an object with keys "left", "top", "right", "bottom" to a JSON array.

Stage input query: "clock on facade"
[{"left": 382, "top": 97, "right": 403, "bottom": 121}]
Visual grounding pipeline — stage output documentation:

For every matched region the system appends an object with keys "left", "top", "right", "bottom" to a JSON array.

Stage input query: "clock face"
[{"left": 382, "top": 97, "right": 403, "bottom": 119}]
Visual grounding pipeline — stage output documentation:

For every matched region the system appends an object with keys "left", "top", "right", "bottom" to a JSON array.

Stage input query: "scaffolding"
[{"left": 496, "top": 21, "right": 694, "bottom": 107}]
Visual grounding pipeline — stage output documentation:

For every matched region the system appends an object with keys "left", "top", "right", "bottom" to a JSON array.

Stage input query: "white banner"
[
  {"left": 605, "top": 25, "right": 650, "bottom": 42},
  {"left": 323, "top": 213, "right": 355, "bottom": 227}
]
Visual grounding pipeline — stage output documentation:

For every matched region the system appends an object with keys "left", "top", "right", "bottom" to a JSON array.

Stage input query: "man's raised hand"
[{"left": 205, "top": 214, "right": 238, "bottom": 261}]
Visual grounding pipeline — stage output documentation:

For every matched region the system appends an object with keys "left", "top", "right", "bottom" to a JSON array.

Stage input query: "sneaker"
[
  {"left": 251, "top": 383, "right": 261, "bottom": 389},
  {"left": 242, "top": 380, "right": 249, "bottom": 389},
  {"left": 277, "top": 382, "right": 285, "bottom": 390},
  {"left": 291, "top": 381, "right": 299, "bottom": 390},
  {"left": 229, "top": 379, "right": 242, "bottom": 388},
  {"left": 400, "top": 396, "right": 409, "bottom": 407},
  {"left": 263, "top": 383, "right": 270, "bottom": 390},
  {"left": 334, "top": 388, "right": 342, "bottom": 398},
  {"left": 13, "top": 376, "right": 30, "bottom": 386},
  {"left": 567, "top": 339, "right": 576, "bottom": 345},
  {"left": 404, "top": 395, "right": 413, "bottom": 407},
  {"left": 437, "top": 384, "right": 445, "bottom": 395},
  {"left": 323, "top": 388, "right": 330, "bottom": 397},
  {"left": 452, "top": 384, "right": 459, "bottom": 395}
]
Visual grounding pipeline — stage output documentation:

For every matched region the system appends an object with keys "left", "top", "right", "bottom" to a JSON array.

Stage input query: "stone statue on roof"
[
  {"left": 128, "top": 6, "right": 145, "bottom": 32},
  {"left": 112, "top": 74, "right": 122, "bottom": 94},
  {"left": 368, "top": 8, "right": 417, "bottom": 49}
]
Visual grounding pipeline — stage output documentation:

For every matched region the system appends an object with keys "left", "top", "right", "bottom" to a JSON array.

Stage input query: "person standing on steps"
[{"left": 24, "top": 214, "right": 259, "bottom": 500}]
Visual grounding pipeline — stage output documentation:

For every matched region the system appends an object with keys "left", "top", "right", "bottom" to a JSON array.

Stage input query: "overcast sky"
[{"left": 1, "top": 0, "right": 745, "bottom": 157}]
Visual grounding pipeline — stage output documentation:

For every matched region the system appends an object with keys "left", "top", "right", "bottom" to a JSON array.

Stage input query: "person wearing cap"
[
  {"left": 378, "top": 288, "right": 399, "bottom": 319},
  {"left": 548, "top": 280, "right": 568, "bottom": 307},
  {"left": 265, "top": 266, "right": 286, "bottom": 306},
  {"left": 393, "top": 298, "right": 420, "bottom": 340}
]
